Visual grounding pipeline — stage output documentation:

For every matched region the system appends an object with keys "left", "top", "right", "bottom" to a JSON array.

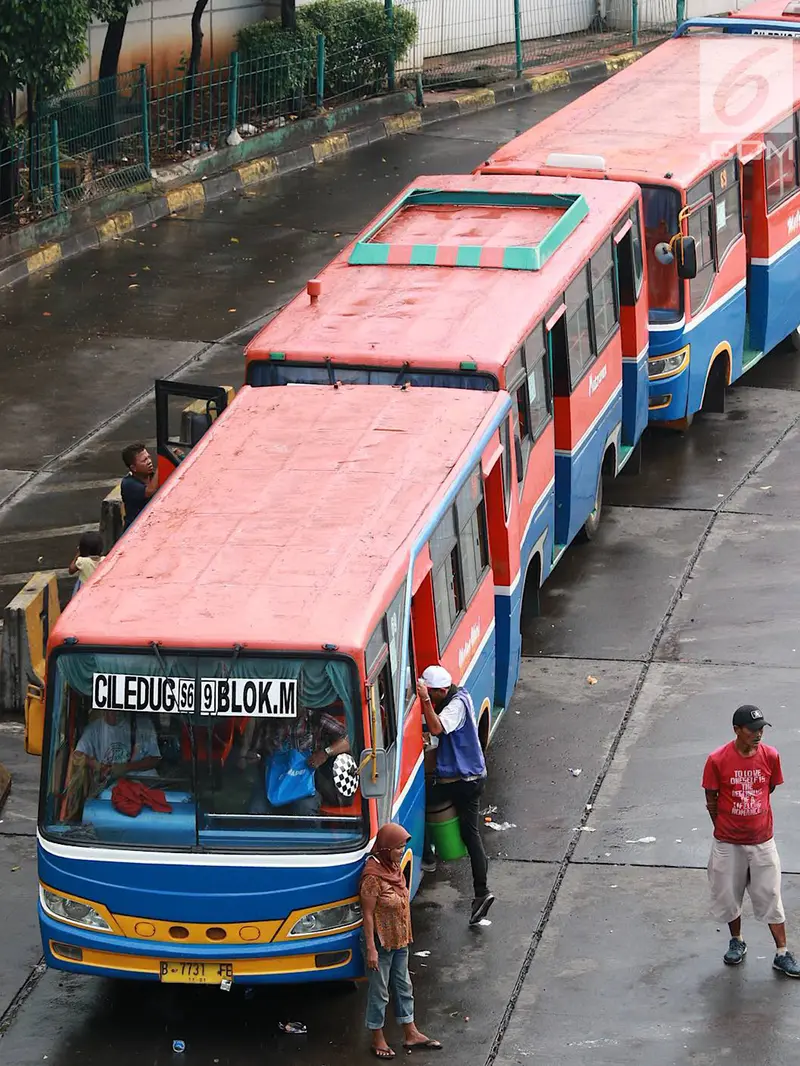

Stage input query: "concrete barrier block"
[
  {"left": 100, "top": 482, "right": 124, "bottom": 553},
  {"left": 0, "top": 572, "right": 61, "bottom": 714}
]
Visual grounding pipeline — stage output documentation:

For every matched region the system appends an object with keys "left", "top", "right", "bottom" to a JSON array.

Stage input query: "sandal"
[
  {"left": 403, "top": 1039, "right": 443, "bottom": 1051},
  {"left": 371, "top": 1047, "right": 396, "bottom": 1059}
]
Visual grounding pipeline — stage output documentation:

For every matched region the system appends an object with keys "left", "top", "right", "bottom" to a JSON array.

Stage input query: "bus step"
[
  {"left": 742, "top": 346, "right": 764, "bottom": 371},
  {"left": 618, "top": 442, "right": 634, "bottom": 468},
  {"left": 553, "top": 542, "right": 568, "bottom": 566}
]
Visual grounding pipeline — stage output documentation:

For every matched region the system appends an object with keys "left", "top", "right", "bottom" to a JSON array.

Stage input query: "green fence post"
[
  {"left": 514, "top": 0, "right": 523, "bottom": 79},
  {"left": 139, "top": 64, "right": 151, "bottom": 176},
  {"left": 385, "top": 0, "right": 396, "bottom": 92},
  {"left": 632, "top": 0, "right": 639, "bottom": 46},
  {"left": 228, "top": 51, "right": 240, "bottom": 135},
  {"left": 50, "top": 117, "right": 61, "bottom": 213},
  {"left": 415, "top": 71, "right": 424, "bottom": 107},
  {"left": 316, "top": 34, "right": 325, "bottom": 109},
  {"left": 676, "top": 0, "right": 686, "bottom": 27}
]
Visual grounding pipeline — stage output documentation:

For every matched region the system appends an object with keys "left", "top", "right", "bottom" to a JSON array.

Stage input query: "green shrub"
[
  {"left": 300, "top": 0, "right": 418, "bottom": 98},
  {"left": 236, "top": 20, "right": 317, "bottom": 108}
]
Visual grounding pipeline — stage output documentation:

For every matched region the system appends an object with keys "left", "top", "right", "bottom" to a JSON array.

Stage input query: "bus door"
[
  {"left": 549, "top": 240, "right": 624, "bottom": 549},
  {"left": 614, "top": 203, "right": 648, "bottom": 466},
  {"left": 748, "top": 115, "right": 800, "bottom": 355},
  {"left": 155, "top": 379, "right": 233, "bottom": 483}
]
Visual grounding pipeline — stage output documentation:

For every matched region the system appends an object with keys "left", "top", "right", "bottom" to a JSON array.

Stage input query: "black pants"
[{"left": 428, "top": 778, "right": 489, "bottom": 898}]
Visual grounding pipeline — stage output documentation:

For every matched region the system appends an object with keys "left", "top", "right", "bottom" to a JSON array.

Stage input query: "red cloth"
[
  {"left": 111, "top": 778, "right": 173, "bottom": 818},
  {"left": 702, "top": 741, "right": 783, "bottom": 845}
]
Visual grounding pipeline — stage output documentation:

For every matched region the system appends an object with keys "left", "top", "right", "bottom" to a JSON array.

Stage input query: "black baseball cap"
[{"left": 732, "top": 705, "right": 771, "bottom": 730}]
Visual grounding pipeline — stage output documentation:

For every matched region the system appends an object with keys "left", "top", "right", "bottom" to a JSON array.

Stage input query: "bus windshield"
[
  {"left": 248, "top": 360, "right": 496, "bottom": 390},
  {"left": 41, "top": 650, "right": 365, "bottom": 854},
  {"left": 642, "top": 185, "right": 683, "bottom": 324}
]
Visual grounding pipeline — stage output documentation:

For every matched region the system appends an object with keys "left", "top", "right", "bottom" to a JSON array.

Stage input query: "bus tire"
[
  {"left": 702, "top": 356, "right": 727, "bottom": 414},
  {"left": 788, "top": 325, "right": 800, "bottom": 351},
  {"left": 579, "top": 470, "right": 603, "bottom": 542}
]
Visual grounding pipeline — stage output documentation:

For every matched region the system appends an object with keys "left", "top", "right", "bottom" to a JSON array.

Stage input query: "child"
[
  {"left": 68, "top": 532, "right": 105, "bottom": 598},
  {"left": 360, "top": 823, "right": 441, "bottom": 1058}
]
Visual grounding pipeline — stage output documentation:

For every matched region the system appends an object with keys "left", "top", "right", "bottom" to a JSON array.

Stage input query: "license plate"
[{"left": 159, "top": 961, "right": 234, "bottom": 985}]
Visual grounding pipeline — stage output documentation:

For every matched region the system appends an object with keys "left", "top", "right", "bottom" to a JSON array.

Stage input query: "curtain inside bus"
[
  {"left": 642, "top": 185, "right": 682, "bottom": 323},
  {"left": 42, "top": 650, "right": 365, "bottom": 854}
]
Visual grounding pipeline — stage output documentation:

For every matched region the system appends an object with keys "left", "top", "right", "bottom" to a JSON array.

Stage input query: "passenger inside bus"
[
  {"left": 243, "top": 706, "right": 351, "bottom": 816},
  {"left": 60, "top": 709, "right": 162, "bottom": 822}
]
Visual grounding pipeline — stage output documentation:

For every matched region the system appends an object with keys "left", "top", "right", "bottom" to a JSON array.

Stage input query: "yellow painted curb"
[
  {"left": 312, "top": 132, "right": 351, "bottom": 163},
  {"left": 96, "top": 210, "right": 136, "bottom": 243},
  {"left": 604, "top": 49, "right": 643, "bottom": 72},
  {"left": 528, "top": 69, "right": 571, "bottom": 94},
  {"left": 111, "top": 210, "right": 134, "bottom": 236},
  {"left": 26, "top": 243, "right": 62, "bottom": 275},
  {"left": 383, "top": 111, "right": 422, "bottom": 136},
  {"left": 237, "top": 156, "right": 278, "bottom": 187},
  {"left": 455, "top": 88, "right": 496, "bottom": 113},
  {"left": 165, "top": 183, "right": 205, "bottom": 214}
]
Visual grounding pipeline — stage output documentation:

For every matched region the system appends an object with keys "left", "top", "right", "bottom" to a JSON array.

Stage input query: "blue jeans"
[{"left": 365, "top": 942, "right": 415, "bottom": 1030}]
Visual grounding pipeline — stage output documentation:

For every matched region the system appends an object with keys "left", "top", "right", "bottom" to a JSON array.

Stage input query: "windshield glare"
[
  {"left": 642, "top": 185, "right": 683, "bottom": 323},
  {"left": 248, "top": 360, "right": 496, "bottom": 391},
  {"left": 42, "top": 652, "right": 364, "bottom": 853}
]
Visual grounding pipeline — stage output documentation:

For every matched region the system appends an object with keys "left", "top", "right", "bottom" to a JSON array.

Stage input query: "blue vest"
[{"left": 435, "top": 687, "right": 487, "bottom": 781}]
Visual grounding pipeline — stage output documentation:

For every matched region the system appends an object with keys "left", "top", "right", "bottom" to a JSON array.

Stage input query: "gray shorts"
[{"left": 708, "top": 838, "right": 785, "bottom": 924}]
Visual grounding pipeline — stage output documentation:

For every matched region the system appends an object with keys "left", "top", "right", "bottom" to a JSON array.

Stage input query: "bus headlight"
[
  {"left": 288, "top": 901, "right": 362, "bottom": 937},
  {"left": 648, "top": 346, "right": 690, "bottom": 380},
  {"left": 40, "top": 886, "right": 112, "bottom": 931}
]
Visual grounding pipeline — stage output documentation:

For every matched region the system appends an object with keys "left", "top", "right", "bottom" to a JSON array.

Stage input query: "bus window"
[
  {"left": 713, "top": 161, "right": 742, "bottom": 262},
  {"left": 590, "top": 239, "right": 619, "bottom": 353},
  {"left": 687, "top": 199, "right": 716, "bottom": 314},
  {"left": 630, "top": 204, "right": 644, "bottom": 298},
  {"left": 367, "top": 655, "right": 397, "bottom": 757},
  {"left": 385, "top": 586, "right": 411, "bottom": 716},
  {"left": 455, "top": 467, "right": 490, "bottom": 606},
  {"left": 764, "top": 116, "right": 799, "bottom": 211},
  {"left": 566, "top": 266, "right": 595, "bottom": 385},
  {"left": 507, "top": 348, "right": 532, "bottom": 488},
  {"left": 642, "top": 185, "right": 681, "bottom": 322},
  {"left": 499, "top": 415, "right": 512, "bottom": 519},
  {"left": 524, "top": 323, "right": 552, "bottom": 439},
  {"left": 430, "top": 508, "right": 464, "bottom": 650}
]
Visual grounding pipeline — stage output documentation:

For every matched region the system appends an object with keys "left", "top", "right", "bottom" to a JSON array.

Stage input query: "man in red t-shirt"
[{"left": 703, "top": 704, "right": 800, "bottom": 976}]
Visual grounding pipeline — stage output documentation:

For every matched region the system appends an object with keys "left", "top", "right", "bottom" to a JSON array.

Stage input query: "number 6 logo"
[{"left": 699, "top": 40, "right": 795, "bottom": 139}]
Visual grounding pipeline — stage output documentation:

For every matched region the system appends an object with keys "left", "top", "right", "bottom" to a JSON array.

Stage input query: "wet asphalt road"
[{"left": 4, "top": 78, "right": 800, "bottom": 1066}]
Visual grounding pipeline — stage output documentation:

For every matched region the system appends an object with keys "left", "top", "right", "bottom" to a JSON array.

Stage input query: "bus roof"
[
  {"left": 52, "top": 385, "right": 506, "bottom": 656},
  {"left": 483, "top": 33, "right": 800, "bottom": 189},
  {"left": 245, "top": 173, "right": 638, "bottom": 378}
]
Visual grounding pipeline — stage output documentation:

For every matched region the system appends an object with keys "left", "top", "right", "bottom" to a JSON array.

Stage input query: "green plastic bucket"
[{"left": 425, "top": 803, "right": 467, "bottom": 861}]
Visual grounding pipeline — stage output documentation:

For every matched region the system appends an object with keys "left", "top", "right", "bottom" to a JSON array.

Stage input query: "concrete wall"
[{"left": 73, "top": 0, "right": 758, "bottom": 86}]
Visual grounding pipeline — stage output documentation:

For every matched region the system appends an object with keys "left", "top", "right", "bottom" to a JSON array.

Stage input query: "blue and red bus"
[
  {"left": 31, "top": 385, "right": 526, "bottom": 983},
  {"left": 236, "top": 173, "right": 649, "bottom": 704},
  {"left": 480, "top": 22, "right": 800, "bottom": 426}
]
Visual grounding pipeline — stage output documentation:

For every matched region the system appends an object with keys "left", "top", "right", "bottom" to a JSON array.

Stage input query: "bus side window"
[
  {"left": 687, "top": 199, "right": 716, "bottom": 314},
  {"left": 548, "top": 302, "right": 570, "bottom": 397},
  {"left": 499, "top": 415, "right": 512, "bottom": 519},
  {"left": 506, "top": 348, "right": 532, "bottom": 491},
  {"left": 590, "top": 239, "right": 619, "bottom": 354},
  {"left": 523, "top": 322, "right": 552, "bottom": 441},
  {"left": 630, "top": 203, "right": 644, "bottom": 297},
  {"left": 566, "top": 266, "right": 595, "bottom": 387},
  {"left": 713, "top": 160, "right": 741, "bottom": 263},
  {"left": 764, "top": 116, "right": 799, "bottom": 212},
  {"left": 430, "top": 507, "right": 464, "bottom": 650},
  {"left": 366, "top": 626, "right": 397, "bottom": 753},
  {"left": 455, "top": 467, "right": 489, "bottom": 608}
]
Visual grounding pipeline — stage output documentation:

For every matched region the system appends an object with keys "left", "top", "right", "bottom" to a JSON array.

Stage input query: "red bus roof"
[
  {"left": 245, "top": 173, "right": 639, "bottom": 378},
  {"left": 52, "top": 385, "right": 506, "bottom": 656},
  {"left": 484, "top": 33, "right": 800, "bottom": 188}
]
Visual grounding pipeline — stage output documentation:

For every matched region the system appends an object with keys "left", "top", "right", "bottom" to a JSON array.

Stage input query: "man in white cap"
[{"left": 417, "top": 664, "right": 493, "bottom": 926}]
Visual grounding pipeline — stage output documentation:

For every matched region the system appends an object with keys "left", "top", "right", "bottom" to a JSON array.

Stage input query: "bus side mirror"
[
  {"left": 25, "top": 683, "right": 44, "bottom": 756},
  {"left": 676, "top": 235, "right": 697, "bottom": 280},
  {"left": 359, "top": 748, "right": 388, "bottom": 798}
]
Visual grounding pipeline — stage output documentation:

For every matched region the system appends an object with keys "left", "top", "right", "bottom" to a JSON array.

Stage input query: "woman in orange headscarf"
[{"left": 360, "top": 822, "right": 442, "bottom": 1058}]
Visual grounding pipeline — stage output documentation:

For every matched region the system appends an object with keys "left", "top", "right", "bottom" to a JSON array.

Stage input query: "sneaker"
[
  {"left": 469, "top": 893, "right": 495, "bottom": 926},
  {"left": 773, "top": 950, "right": 800, "bottom": 977},
  {"left": 723, "top": 937, "right": 747, "bottom": 965}
]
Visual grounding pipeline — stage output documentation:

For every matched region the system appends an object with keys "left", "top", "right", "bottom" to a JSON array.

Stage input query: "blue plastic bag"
[{"left": 266, "top": 748, "right": 316, "bottom": 808}]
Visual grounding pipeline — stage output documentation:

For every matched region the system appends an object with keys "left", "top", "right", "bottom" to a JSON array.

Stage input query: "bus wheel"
[
  {"left": 788, "top": 325, "right": 800, "bottom": 351},
  {"left": 702, "top": 357, "right": 727, "bottom": 414},
  {"left": 579, "top": 470, "right": 603, "bottom": 542}
]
